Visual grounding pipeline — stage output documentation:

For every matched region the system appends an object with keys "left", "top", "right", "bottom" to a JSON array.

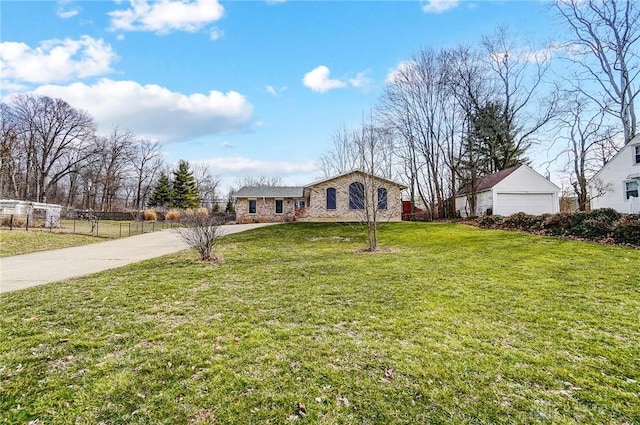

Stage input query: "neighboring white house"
[
  {"left": 589, "top": 136, "right": 640, "bottom": 214},
  {"left": 455, "top": 165, "right": 560, "bottom": 217}
]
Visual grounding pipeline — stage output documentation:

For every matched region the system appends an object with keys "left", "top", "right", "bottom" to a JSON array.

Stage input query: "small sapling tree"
[{"left": 175, "top": 211, "right": 224, "bottom": 262}]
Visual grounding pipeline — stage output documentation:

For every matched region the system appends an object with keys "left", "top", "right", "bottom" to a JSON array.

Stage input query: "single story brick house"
[{"left": 234, "top": 171, "right": 407, "bottom": 223}]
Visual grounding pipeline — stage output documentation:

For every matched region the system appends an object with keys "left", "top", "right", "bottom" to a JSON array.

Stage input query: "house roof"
[
  {"left": 234, "top": 186, "right": 305, "bottom": 198},
  {"left": 304, "top": 170, "right": 408, "bottom": 189},
  {"left": 456, "top": 165, "right": 521, "bottom": 196}
]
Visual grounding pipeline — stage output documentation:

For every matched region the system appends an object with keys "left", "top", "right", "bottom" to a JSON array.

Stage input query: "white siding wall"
[{"left": 589, "top": 141, "right": 640, "bottom": 213}]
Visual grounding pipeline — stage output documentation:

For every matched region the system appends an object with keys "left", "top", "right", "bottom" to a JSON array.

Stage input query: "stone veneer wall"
[
  {"left": 302, "top": 175, "right": 403, "bottom": 222},
  {"left": 235, "top": 197, "right": 297, "bottom": 223}
]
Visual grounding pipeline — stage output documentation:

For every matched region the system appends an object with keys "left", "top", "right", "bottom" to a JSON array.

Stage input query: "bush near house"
[{"left": 475, "top": 209, "right": 639, "bottom": 246}]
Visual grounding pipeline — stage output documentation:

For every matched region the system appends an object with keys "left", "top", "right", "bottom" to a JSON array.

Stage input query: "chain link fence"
[{"left": 1, "top": 211, "right": 236, "bottom": 238}]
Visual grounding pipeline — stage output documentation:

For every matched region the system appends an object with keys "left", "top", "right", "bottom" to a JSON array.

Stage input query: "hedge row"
[{"left": 476, "top": 208, "right": 640, "bottom": 246}]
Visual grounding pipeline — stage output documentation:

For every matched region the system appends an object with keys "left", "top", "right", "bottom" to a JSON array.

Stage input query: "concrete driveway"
[{"left": 0, "top": 223, "right": 278, "bottom": 293}]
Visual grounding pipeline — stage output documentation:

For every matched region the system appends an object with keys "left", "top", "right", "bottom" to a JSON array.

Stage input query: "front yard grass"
[
  {"left": 0, "top": 230, "right": 107, "bottom": 257},
  {"left": 1, "top": 222, "right": 639, "bottom": 424}
]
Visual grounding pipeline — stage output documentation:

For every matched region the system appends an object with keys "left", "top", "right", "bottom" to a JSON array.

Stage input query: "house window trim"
[
  {"left": 624, "top": 180, "right": 639, "bottom": 200},
  {"left": 275, "top": 199, "right": 284, "bottom": 215},
  {"left": 248, "top": 199, "right": 257, "bottom": 214},
  {"left": 326, "top": 187, "right": 337, "bottom": 210},
  {"left": 377, "top": 187, "right": 388, "bottom": 210}
]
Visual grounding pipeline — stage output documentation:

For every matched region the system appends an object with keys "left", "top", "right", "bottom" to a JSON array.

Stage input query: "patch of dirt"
[
  {"left": 189, "top": 409, "right": 216, "bottom": 424},
  {"left": 353, "top": 247, "right": 397, "bottom": 254}
]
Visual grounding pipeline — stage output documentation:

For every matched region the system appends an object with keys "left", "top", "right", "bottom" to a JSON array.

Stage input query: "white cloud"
[
  {"left": 421, "top": 0, "right": 460, "bottom": 13},
  {"left": 209, "top": 27, "right": 224, "bottom": 41},
  {"left": 57, "top": 0, "right": 80, "bottom": 19},
  {"left": 348, "top": 71, "right": 372, "bottom": 90},
  {"left": 266, "top": 85, "right": 277, "bottom": 96},
  {"left": 385, "top": 60, "right": 417, "bottom": 84},
  {"left": 302, "top": 65, "right": 347, "bottom": 93},
  {"left": 222, "top": 141, "right": 234, "bottom": 149},
  {"left": 0, "top": 36, "right": 116, "bottom": 84},
  {"left": 109, "top": 0, "right": 225, "bottom": 34},
  {"left": 265, "top": 85, "right": 287, "bottom": 97},
  {"left": 27, "top": 79, "right": 253, "bottom": 143}
]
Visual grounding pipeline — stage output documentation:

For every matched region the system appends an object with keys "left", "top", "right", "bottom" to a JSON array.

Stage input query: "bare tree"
[
  {"left": 379, "top": 47, "right": 467, "bottom": 219},
  {"left": 8, "top": 94, "right": 97, "bottom": 203},
  {"left": 94, "top": 127, "right": 135, "bottom": 211},
  {"left": 481, "top": 25, "right": 559, "bottom": 163},
  {"left": 555, "top": 93, "right": 618, "bottom": 210},
  {"left": 130, "top": 138, "right": 162, "bottom": 210},
  {"left": 553, "top": 0, "right": 640, "bottom": 144},
  {"left": 236, "top": 175, "right": 283, "bottom": 187},
  {"left": 192, "top": 162, "right": 220, "bottom": 209},
  {"left": 0, "top": 103, "right": 21, "bottom": 198},
  {"left": 175, "top": 212, "right": 224, "bottom": 262},
  {"left": 319, "top": 126, "right": 360, "bottom": 178}
]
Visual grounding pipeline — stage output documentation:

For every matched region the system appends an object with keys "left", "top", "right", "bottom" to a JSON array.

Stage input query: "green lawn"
[
  {"left": 1, "top": 222, "right": 639, "bottom": 424},
  {"left": 0, "top": 230, "right": 107, "bottom": 257}
]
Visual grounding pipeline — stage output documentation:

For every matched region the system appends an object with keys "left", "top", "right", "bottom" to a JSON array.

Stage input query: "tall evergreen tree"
[
  {"left": 147, "top": 172, "right": 172, "bottom": 208},
  {"left": 172, "top": 160, "right": 200, "bottom": 209},
  {"left": 471, "top": 101, "right": 528, "bottom": 174}
]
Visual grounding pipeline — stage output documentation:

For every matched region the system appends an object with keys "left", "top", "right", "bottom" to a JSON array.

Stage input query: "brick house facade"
[{"left": 234, "top": 171, "right": 406, "bottom": 223}]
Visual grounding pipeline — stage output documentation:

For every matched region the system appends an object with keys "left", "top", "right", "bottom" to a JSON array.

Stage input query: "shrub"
[
  {"left": 166, "top": 210, "right": 181, "bottom": 221},
  {"left": 175, "top": 213, "right": 224, "bottom": 262},
  {"left": 570, "top": 217, "right": 613, "bottom": 239},
  {"left": 143, "top": 209, "right": 157, "bottom": 221},
  {"left": 1, "top": 215, "right": 26, "bottom": 227},
  {"left": 612, "top": 214, "right": 640, "bottom": 245},
  {"left": 502, "top": 212, "right": 544, "bottom": 231},
  {"left": 477, "top": 215, "right": 503, "bottom": 228},
  {"left": 196, "top": 207, "right": 209, "bottom": 217},
  {"left": 587, "top": 208, "right": 621, "bottom": 223},
  {"left": 541, "top": 212, "right": 586, "bottom": 235}
]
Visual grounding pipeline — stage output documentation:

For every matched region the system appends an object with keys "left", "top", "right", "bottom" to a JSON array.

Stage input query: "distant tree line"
[{"left": 0, "top": 94, "right": 220, "bottom": 212}]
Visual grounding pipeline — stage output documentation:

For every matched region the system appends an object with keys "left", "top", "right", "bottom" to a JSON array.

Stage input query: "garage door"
[{"left": 495, "top": 193, "right": 555, "bottom": 216}]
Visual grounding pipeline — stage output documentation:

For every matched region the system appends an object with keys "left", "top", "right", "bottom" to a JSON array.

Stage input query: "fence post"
[
  {"left": 73, "top": 218, "right": 76, "bottom": 234},
  {"left": 26, "top": 214, "right": 30, "bottom": 231},
  {"left": 128, "top": 223, "right": 131, "bottom": 237},
  {"left": 96, "top": 220, "right": 99, "bottom": 236},
  {"left": 9, "top": 214, "right": 13, "bottom": 231},
  {"left": 141, "top": 221, "right": 144, "bottom": 234},
  {"left": 120, "top": 223, "right": 122, "bottom": 238}
]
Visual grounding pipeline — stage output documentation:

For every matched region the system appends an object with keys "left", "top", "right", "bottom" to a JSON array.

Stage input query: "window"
[
  {"left": 349, "top": 182, "right": 364, "bottom": 209},
  {"left": 635, "top": 145, "right": 640, "bottom": 164},
  {"left": 326, "top": 187, "right": 336, "bottom": 210},
  {"left": 248, "top": 199, "right": 257, "bottom": 214},
  {"left": 295, "top": 200, "right": 306, "bottom": 210},
  {"left": 377, "top": 187, "right": 388, "bottom": 210},
  {"left": 275, "top": 199, "right": 283, "bottom": 214},
  {"left": 626, "top": 180, "right": 639, "bottom": 199}
]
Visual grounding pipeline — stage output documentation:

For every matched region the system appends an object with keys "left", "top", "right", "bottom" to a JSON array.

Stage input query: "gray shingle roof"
[{"left": 234, "top": 186, "right": 305, "bottom": 198}]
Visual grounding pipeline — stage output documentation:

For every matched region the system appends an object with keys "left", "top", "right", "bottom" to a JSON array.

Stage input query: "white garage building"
[{"left": 455, "top": 165, "right": 560, "bottom": 218}]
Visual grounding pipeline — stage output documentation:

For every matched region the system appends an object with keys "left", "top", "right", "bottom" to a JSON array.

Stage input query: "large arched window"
[
  {"left": 349, "top": 182, "right": 364, "bottom": 210},
  {"left": 326, "top": 187, "right": 336, "bottom": 210},
  {"left": 377, "top": 187, "right": 388, "bottom": 210}
]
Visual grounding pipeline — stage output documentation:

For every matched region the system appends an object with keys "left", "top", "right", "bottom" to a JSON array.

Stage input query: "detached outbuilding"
[{"left": 455, "top": 165, "right": 560, "bottom": 218}]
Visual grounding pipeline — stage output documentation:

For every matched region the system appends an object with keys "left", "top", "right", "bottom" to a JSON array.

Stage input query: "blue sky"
[{"left": 1, "top": 0, "right": 560, "bottom": 191}]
